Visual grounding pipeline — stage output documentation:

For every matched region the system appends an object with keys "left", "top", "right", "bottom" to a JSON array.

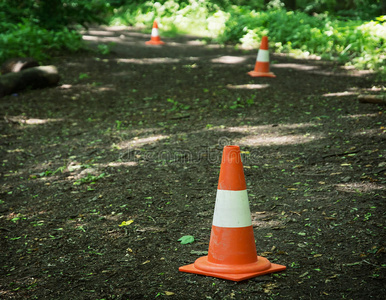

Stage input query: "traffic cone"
[
  {"left": 146, "top": 21, "right": 165, "bottom": 45},
  {"left": 248, "top": 36, "right": 276, "bottom": 77},
  {"left": 179, "top": 145, "right": 286, "bottom": 281}
]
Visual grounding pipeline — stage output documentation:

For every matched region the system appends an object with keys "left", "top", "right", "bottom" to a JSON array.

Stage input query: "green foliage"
[
  {"left": 222, "top": 8, "right": 385, "bottom": 73},
  {"left": 98, "top": 44, "right": 112, "bottom": 55},
  {"left": 0, "top": 0, "right": 110, "bottom": 30},
  {"left": 0, "top": 0, "right": 110, "bottom": 64},
  {"left": 295, "top": 0, "right": 384, "bottom": 20},
  {"left": 109, "top": 0, "right": 384, "bottom": 19},
  {"left": 225, "top": 96, "right": 256, "bottom": 109},
  {"left": 167, "top": 98, "right": 190, "bottom": 112},
  {"left": 109, "top": 0, "right": 228, "bottom": 37},
  {"left": 0, "top": 20, "right": 83, "bottom": 63}
]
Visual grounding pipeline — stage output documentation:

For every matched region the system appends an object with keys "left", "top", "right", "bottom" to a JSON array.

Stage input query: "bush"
[
  {"left": 0, "top": 0, "right": 111, "bottom": 64},
  {"left": 0, "top": 21, "right": 83, "bottom": 63}
]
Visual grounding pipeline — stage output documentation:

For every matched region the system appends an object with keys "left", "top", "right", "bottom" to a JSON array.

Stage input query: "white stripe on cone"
[
  {"left": 212, "top": 190, "right": 252, "bottom": 228},
  {"left": 151, "top": 28, "right": 159, "bottom": 37},
  {"left": 256, "top": 49, "right": 269, "bottom": 62}
]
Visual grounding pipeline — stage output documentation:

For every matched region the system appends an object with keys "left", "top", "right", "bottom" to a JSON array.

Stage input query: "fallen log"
[
  {"left": 0, "top": 57, "right": 39, "bottom": 74},
  {"left": 0, "top": 65, "right": 60, "bottom": 97},
  {"left": 358, "top": 94, "right": 386, "bottom": 105}
]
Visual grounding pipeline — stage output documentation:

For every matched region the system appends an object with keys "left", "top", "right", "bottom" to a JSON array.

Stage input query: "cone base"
[
  {"left": 146, "top": 40, "right": 165, "bottom": 45},
  {"left": 179, "top": 256, "right": 286, "bottom": 282},
  {"left": 248, "top": 70, "right": 276, "bottom": 78}
]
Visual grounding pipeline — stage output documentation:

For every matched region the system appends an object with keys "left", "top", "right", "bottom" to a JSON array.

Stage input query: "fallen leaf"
[
  {"left": 190, "top": 250, "right": 208, "bottom": 255},
  {"left": 164, "top": 291, "right": 175, "bottom": 296},
  {"left": 299, "top": 271, "right": 309, "bottom": 278},
  {"left": 263, "top": 282, "right": 278, "bottom": 293},
  {"left": 290, "top": 211, "right": 302, "bottom": 216},
  {"left": 142, "top": 260, "right": 150, "bottom": 265},
  {"left": 178, "top": 235, "right": 194, "bottom": 245},
  {"left": 119, "top": 220, "right": 134, "bottom": 227},
  {"left": 272, "top": 226, "right": 286, "bottom": 230}
]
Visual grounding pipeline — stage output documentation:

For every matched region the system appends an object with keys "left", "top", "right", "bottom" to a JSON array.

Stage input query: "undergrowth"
[
  {"left": 0, "top": 0, "right": 109, "bottom": 64},
  {"left": 0, "top": 21, "right": 84, "bottom": 63}
]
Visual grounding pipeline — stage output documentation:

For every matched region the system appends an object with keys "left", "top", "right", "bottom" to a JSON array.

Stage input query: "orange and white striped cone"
[
  {"left": 179, "top": 145, "right": 286, "bottom": 281},
  {"left": 146, "top": 21, "right": 165, "bottom": 45},
  {"left": 248, "top": 36, "right": 276, "bottom": 77}
]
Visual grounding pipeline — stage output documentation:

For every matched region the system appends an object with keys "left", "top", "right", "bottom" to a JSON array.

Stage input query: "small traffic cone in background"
[
  {"left": 146, "top": 21, "right": 165, "bottom": 45},
  {"left": 179, "top": 145, "right": 286, "bottom": 281},
  {"left": 248, "top": 36, "right": 275, "bottom": 77}
]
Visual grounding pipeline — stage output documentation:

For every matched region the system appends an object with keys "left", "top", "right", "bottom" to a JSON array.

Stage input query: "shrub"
[
  {"left": 0, "top": 20, "right": 83, "bottom": 63},
  {"left": 0, "top": 0, "right": 110, "bottom": 64}
]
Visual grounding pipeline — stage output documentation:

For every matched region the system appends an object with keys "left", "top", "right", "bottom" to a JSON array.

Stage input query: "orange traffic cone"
[
  {"left": 248, "top": 36, "right": 275, "bottom": 77},
  {"left": 146, "top": 21, "right": 165, "bottom": 45},
  {"left": 179, "top": 145, "right": 286, "bottom": 281}
]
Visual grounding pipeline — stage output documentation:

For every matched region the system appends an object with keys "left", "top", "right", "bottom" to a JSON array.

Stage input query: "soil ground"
[{"left": 0, "top": 26, "right": 385, "bottom": 299}]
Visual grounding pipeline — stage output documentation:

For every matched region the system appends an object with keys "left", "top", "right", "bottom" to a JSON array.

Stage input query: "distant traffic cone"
[
  {"left": 179, "top": 145, "right": 286, "bottom": 281},
  {"left": 146, "top": 21, "right": 165, "bottom": 45},
  {"left": 248, "top": 36, "right": 275, "bottom": 77}
]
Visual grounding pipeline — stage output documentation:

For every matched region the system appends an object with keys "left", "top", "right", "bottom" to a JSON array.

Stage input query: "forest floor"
[{"left": 0, "top": 26, "right": 385, "bottom": 299}]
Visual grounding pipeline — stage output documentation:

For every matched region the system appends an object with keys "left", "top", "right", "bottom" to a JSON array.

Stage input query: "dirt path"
[{"left": 0, "top": 26, "right": 385, "bottom": 299}]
